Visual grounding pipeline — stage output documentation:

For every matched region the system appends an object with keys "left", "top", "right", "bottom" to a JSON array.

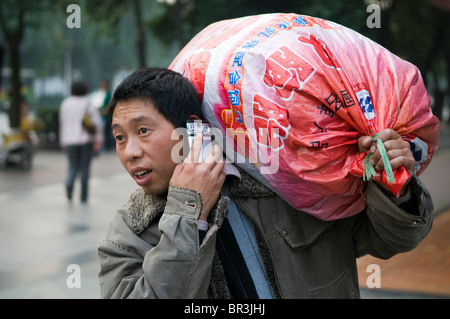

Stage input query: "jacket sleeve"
[
  {"left": 353, "top": 176, "right": 434, "bottom": 259},
  {"left": 97, "top": 187, "right": 227, "bottom": 299}
]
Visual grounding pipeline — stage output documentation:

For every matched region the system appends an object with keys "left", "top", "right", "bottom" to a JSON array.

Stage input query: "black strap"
[
  {"left": 215, "top": 218, "right": 259, "bottom": 299},
  {"left": 199, "top": 229, "right": 207, "bottom": 245}
]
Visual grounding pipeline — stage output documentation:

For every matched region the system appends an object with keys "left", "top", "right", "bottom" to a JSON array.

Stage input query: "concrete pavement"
[
  {"left": 0, "top": 124, "right": 449, "bottom": 299},
  {"left": 0, "top": 150, "right": 136, "bottom": 298}
]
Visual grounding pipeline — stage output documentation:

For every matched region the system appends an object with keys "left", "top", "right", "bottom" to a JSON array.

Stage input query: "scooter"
[
  {"left": 0, "top": 108, "right": 38, "bottom": 171},
  {"left": 0, "top": 128, "right": 34, "bottom": 170}
]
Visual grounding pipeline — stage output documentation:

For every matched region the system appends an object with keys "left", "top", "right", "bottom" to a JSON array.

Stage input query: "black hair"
[
  {"left": 71, "top": 81, "right": 89, "bottom": 96},
  {"left": 108, "top": 67, "right": 203, "bottom": 128}
]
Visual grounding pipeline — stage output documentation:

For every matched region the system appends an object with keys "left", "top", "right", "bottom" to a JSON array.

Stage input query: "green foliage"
[
  {"left": 151, "top": 0, "right": 449, "bottom": 78},
  {"left": 1, "top": 0, "right": 449, "bottom": 125}
]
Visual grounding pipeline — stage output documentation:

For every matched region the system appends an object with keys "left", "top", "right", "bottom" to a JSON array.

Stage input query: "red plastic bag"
[{"left": 169, "top": 13, "right": 439, "bottom": 220}]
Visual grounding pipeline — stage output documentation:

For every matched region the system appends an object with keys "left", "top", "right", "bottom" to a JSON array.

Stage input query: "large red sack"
[{"left": 169, "top": 13, "right": 439, "bottom": 220}]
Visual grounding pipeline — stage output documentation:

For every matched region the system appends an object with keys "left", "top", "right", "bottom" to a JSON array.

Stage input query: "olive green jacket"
[{"left": 97, "top": 172, "right": 433, "bottom": 298}]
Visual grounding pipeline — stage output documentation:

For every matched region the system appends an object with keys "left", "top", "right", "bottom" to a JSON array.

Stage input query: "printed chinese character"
[
  {"left": 228, "top": 89, "right": 241, "bottom": 106},
  {"left": 316, "top": 104, "right": 335, "bottom": 118},
  {"left": 340, "top": 90, "right": 355, "bottom": 108},
  {"left": 278, "top": 20, "right": 291, "bottom": 29},
  {"left": 263, "top": 46, "right": 315, "bottom": 99},
  {"left": 234, "top": 110, "right": 243, "bottom": 124},
  {"left": 232, "top": 52, "right": 245, "bottom": 67},
  {"left": 325, "top": 92, "right": 343, "bottom": 112},
  {"left": 253, "top": 94, "right": 290, "bottom": 150},
  {"left": 310, "top": 141, "right": 328, "bottom": 148},
  {"left": 258, "top": 26, "right": 276, "bottom": 37},
  {"left": 303, "top": 16, "right": 339, "bottom": 29},
  {"left": 294, "top": 16, "right": 309, "bottom": 26},
  {"left": 229, "top": 70, "right": 242, "bottom": 86},
  {"left": 313, "top": 121, "right": 327, "bottom": 132},
  {"left": 243, "top": 38, "right": 260, "bottom": 49}
]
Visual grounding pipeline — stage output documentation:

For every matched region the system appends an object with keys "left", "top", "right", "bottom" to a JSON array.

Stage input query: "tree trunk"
[
  {"left": 432, "top": 73, "right": 444, "bottom": 120},
  {"left": 421, "top": 12, "right": 446, "bottom": 78},
  {"left": 173, "top": 0, "right": 186, "bottom": 50},
  {"left": 0, "top": 43, "right": 4, "bottom": 90},
  {"left": 446, "top": 28, "right": 450, "bottom": 124},
  {"left": 9, "top": 42, "right": 22, "bottom": 128},
  {"left": 0, "top": 0, "right": 25, "bottom": 129},
  {"left": 133, "top": 0, "right": 146, "bottom": 67}
]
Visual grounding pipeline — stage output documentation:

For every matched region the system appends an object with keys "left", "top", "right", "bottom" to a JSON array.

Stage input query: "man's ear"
[{"left": 187, "top": 114, "right": 201, "bottom": 121}]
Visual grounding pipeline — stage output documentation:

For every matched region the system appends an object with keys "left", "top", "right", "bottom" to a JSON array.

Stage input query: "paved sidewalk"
[
  {"left": 358, "top": 207, "right": 450, "bottom": 298},
  {"left": 358, "top": 124, "right": 450, "bottom": 298},
  {"left": 0, "top": 150, "right": 136, "bottom": 298}
]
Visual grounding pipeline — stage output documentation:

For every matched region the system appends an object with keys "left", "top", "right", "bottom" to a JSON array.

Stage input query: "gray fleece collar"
[
  {"left": 127, "top": 187, "right": 167, "bottom": 234},
  {"left": 230, "top": 166, "right": 275, "bottom": 198},
  {"left": 126, "top": 166, "right": 274, "bottom": 234}
]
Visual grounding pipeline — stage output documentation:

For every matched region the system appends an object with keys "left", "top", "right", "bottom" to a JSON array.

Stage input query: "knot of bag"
[{"left": 363, "top": 133, "right": 395, "bottom": 184}]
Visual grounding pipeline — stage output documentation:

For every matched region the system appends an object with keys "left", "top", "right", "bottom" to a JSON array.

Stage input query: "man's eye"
[
  {"left": 115, "top": 135, "right": 124, "bottom": 141},
  {"left": 139, "top": 128, "right": 150, "bottom": 134}
]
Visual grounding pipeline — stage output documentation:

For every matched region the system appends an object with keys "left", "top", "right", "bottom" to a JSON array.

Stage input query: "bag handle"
[{"left": 363, "top": 133, "right": 395, "bottom": 184}]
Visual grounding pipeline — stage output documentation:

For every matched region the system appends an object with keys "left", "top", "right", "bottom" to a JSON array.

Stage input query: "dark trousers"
[{"left": 65, "top": 143, "right": 93, "bottom": 202}]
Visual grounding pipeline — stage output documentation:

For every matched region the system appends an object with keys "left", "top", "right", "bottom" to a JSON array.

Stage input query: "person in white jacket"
[{"left": 59, "top": 80, "right": 103, "bottom": 203}]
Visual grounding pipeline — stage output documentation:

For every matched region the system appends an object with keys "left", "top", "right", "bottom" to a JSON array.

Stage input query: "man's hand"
[
  {"left": 169, "top": 134, "right": 226, "bottom": 220},
  {"left": 358, "top": 129, "right": 415, "bottom": 196}
]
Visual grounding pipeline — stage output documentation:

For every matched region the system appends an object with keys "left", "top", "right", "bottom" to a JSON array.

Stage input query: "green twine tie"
[{"left": 363, "top": 133, "right": 395, "bottom": 184}]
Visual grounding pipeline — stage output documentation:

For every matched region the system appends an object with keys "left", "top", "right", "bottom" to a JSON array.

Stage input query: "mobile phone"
[{"left": 186, "top": 119, "right": 213, "bottom": 163}]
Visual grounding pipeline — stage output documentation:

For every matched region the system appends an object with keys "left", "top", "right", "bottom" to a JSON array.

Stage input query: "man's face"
[{"left": 112, "top": 98, "right": 179, "bottom": 195}]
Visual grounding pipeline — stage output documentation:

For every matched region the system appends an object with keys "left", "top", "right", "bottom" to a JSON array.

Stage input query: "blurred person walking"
[{"left": 59, "top": 81, "right": 103, "bottom": 203}]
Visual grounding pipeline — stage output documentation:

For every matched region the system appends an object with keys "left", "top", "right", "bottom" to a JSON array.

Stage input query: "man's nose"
[{"left": 124, "top": 136, "right": 144, "bottom": 161}]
